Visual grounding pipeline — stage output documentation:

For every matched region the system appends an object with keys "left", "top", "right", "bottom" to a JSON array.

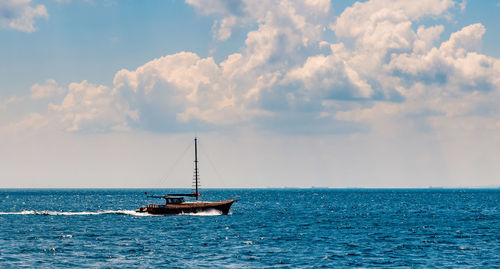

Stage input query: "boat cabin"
[{"left": 164, "top": 197, "right": 185, "bottom": 204}]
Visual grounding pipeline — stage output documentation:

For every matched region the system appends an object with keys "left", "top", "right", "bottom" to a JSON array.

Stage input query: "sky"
[{"left": 0, "top": 0, "right": 499, "bottom": 188}]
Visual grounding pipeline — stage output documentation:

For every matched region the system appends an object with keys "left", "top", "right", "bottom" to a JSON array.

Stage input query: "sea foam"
[{"left": 0, "top": 210, "right": 150, "bottom": 216}]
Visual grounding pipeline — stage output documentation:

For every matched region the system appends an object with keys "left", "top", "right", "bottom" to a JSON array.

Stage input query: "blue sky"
[{"left": 1, "top": 0, "right": 499, "bottom": 188}]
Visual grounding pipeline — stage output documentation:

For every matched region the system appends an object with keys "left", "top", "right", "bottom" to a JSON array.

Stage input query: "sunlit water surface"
[{"left": 0, "top": 189, "right": 499, "bottom": 267}]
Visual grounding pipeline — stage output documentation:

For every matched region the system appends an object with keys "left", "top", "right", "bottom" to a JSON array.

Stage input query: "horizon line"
[{"left": 1, "top": 186, "right": 499, "bottom": 190}]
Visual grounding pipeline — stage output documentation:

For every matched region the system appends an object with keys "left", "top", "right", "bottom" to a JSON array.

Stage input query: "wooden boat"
[
  {"left": 136, "top": 197, "right": 235, "bottom": 215},
  {"left": 136, "top": 137, "right": 235, "bottom": 215}
]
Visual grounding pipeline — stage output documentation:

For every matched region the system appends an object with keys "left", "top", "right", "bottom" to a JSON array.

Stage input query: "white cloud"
[
  {"left": 332, "top": 0, "right": 454, "bottom": 39},
  {"left": 113, "top": 1, "right": 334, "bottom": 126},
  {"left": 49, "top": 80, "right": 138, "bottom": 132},
  {"left": 116, "top": 51, "right": 276, "bottom": 125},
  {"left": 4, "top": 0, "right": 500, "bottom": 138},
  {"left": 216, "top": 15, "right": 237, "bottom": 41},
  {"left": 30, "top": 79, "right": 64, "bottom": 99},
  {"left": 186, "top": 0, "right": 331, "bottom": 41},
  {"left": 314, "top": 1, "right": 497, "bottom": 137},
  {"left": 283, "top": 44, "right": 374, "bottom": 100},
  {"left": 440, "top": 23, "right": 485, "bottom": 56},
  {"left": 3, "top": 113, "right": 48, "bottom": 134},
  {"left": 0, "top": 0, "right": 48, "bottom": 32},
  {"left": 389, "top": 23, "right": 498, "bottom": 92},
  {"left": 113, "top": 52, "right": 254, "bottom": 125},
  {"left": 459, "top": 0, "right": 467, "bottom": 12},
  {"left": 413, "top": 25, "right": 444, "bottom": 54}
]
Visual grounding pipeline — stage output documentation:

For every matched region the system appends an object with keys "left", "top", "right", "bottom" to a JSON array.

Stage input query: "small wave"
[
  {"left": 0, "top": 210, "right": 149, "bottom": 216},
  {"left": 59, "top": 234, "right": 73, "bottom": 238}
]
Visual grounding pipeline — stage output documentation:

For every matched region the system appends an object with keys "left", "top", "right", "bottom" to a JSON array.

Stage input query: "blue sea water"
[{"left": 0, "top": 189, "right": 499, "bottom": 268}]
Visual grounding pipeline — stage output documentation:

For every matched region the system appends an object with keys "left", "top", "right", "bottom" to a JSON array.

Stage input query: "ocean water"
[{"left": 0, "top": 189, "right": 499, "bottom": 268}]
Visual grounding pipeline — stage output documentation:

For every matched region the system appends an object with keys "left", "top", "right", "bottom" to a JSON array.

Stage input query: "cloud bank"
[{"left": 4, "top": 0, "right": 500, "bottom": 137}]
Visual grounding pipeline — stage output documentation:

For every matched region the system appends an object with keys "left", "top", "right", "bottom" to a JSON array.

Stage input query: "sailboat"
[{"left": 136, "top": 137, "right": 235, "bottom": 215}]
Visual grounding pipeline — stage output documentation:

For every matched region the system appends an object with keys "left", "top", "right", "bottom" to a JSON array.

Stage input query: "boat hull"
[{"left": 136, "top": 199, "right": 235, "bottom": 215}]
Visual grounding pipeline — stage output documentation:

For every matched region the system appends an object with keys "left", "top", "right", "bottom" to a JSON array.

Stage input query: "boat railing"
[{"left": 147, "top": 204, "right": 165, "bottom": 208}]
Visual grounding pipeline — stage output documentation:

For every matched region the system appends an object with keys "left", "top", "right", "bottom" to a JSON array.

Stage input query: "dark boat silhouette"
[{"left": 136, "top": 137, "right": 235, "bottom": 215}]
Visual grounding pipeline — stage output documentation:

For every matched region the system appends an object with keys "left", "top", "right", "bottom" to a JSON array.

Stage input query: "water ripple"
[{"left": 0, "top": 189, "right": 499, "bottom": 267}]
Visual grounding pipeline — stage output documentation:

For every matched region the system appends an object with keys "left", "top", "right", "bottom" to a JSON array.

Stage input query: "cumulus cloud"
[
  {"left": 440, "top": 23, "right": 485, "bottom": 56},
  {"left": 113, "top": 52, "right": 257, "bottom": 125},
  {"left": 388, "top": 23, "right": 498, "bottom": 92},
  {"left": 283, "top": 44, "right": 375, "bottom": 100},
  {"left": 30, "top": 79, "right": 64, "bottom": 99},
  {"left": 0, "top": 0, "right": 48, "bottom": 32},
  {"left": 4, "top": 0, "right": 500, "bottom": 137},
  {"left": 333, "top": 0, "right": 454, "bottom": 39},
  {"left": 187, "top": 0, "right": 331, "bottom": 41},
  {"left": 113, "top": 0, "right": 334, "bottom": 128},
  {"left": 48, "top": 80, "right": 138, "bottom": 132},
  {"left": 334, "top": 20, "right": 500, "bottom": 137}
]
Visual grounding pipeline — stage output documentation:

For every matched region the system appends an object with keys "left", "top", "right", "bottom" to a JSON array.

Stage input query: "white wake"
[
  {"left": 0, "top": 210, "right": 149, "bottom": 216},
  {"left": 179, "top": 209, "right": 224, "bottom": 216},
  {"left": 0, "top": 209, "right": 228, "bottom": 216}
]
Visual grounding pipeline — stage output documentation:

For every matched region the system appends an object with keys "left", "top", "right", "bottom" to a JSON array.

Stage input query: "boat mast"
[{"left": 194, "top": 137, "right": 199, "bottom": 200}]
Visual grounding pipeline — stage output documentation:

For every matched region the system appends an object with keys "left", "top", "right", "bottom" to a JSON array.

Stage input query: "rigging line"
[
  {"left": 154, "top": 140, "right": 193, "bottom": 189},
  {"left": 199, "top": 140, "right": 227, "bottom": 188}
]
